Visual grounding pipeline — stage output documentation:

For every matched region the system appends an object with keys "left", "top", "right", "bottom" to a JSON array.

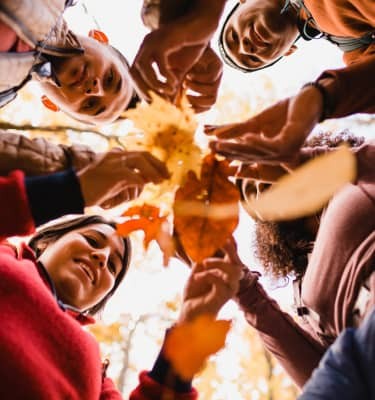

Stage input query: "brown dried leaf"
[{"left": 173, "top": 154, "right": 240, "bottom": 263}]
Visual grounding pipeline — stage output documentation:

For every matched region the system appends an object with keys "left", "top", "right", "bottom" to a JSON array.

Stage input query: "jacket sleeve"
[
  {"left": 235, "top": 269, "right": 326, "bottom": 387},
  {"left": 100, "top": 329, "right": 197, "bottom": 400},
  {"left": 0, "top": 131, "right": 95, "bottom": 176},
  {"left": 130, "top": 330, "right": 198, "bottom": 400},
  {"left": 315, "top": 52, "right": 375, "bottom": 119},
  {"left": 299, "top": 309, "right": 375, "bottom": 399}
]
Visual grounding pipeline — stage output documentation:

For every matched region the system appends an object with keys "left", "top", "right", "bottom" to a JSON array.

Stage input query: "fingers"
[
  {"left": 236, "top": 163, "right": 288, "bottom": 182},
  {"left": 77, "top": 150, "right": 169, "bottom": 207},
  {"left": 185, "top": 47, "right": 223, "bottom": 83},
  {"left": 204, "top": 120, "right": 258, "bottom": 139},
  {"left": 100, "top": 186, "right": 144, "bottom": 209},
  {"left": 131, "top": 32, "right": 179, "bottom": 97},
  {"left": 120, "top": 151, "right": 170, "bottom": 184}
]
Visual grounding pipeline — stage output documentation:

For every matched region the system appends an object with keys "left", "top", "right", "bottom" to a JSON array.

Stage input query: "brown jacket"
[{"left": 0, "top": 131, "right": 95, "bottom": 176}]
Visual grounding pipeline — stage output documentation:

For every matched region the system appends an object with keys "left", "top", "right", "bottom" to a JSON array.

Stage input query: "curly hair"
[{"left": 253, "top": 130, "right": 365, "bottom": 279}]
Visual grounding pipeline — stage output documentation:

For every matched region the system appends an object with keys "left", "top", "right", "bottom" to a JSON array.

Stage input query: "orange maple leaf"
[
  {"left": 116, "top": 204, "right": 175, "bottom": 265},
  {"left": 173, "top": 154, "right": 240, "bottom": 263},
  {"left": 164, "top": 315, "right": 231, "bottom": 380}
]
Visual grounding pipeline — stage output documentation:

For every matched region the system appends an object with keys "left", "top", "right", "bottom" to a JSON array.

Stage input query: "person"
[
  {"left": 231, "top": 134, "right": 375, "bottom": 387},
  {"left": 207, "top": 0, "right": 375, "bottom": 160},
  {"left": 0, "top": 0, "right": 137, "bottom": 125},
  {"left": 0, "top": 154, "right": 243, "bottom": 399},
  {"left": 131, "top": 0, "right": 227, "bottom": 110}
]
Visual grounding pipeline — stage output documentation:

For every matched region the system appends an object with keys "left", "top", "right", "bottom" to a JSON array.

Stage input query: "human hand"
[
  {"left": 206, "top": 85, "right": 324, "bottom": 164},
  {"left": 182, "top": 46, "right": 223, "bottom": 113},
  {"left": 77, "top": 150, "right": 169, "bottom": 207},
  {"left": 131, "top": 0, "right": 224, "bottom": 103},
  {"left": 178, "top": 237, "right": 243, "bottom": 323}
]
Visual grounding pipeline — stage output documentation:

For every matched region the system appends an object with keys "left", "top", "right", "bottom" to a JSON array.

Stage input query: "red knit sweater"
[{"left": 0, "top": 171, "right": 197, "bottom": 400}]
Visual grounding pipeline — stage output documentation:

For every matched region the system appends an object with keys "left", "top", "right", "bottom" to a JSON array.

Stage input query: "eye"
[
  {"left": 82, "top": 234, "right": 99, "bottom": 248},
  {"left": 82, "top": 97, "right": 98, "bottom": 110},
  {"left": 108, "top": 259, "right": 117, "bottom": 276},
  {"left": 231, "top": 29, "right": 239, "bottom": 43},
  {"left": 105, "top": 69, "right": 114, "bottom": 88}
]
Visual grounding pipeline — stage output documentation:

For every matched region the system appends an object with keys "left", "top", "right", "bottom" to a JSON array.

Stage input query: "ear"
[
  {"left": 88, "top": 29, "right": 109, "bottom": 44},
  {"left": 284, "top": 44, "right": 298, "bottom": 56}
]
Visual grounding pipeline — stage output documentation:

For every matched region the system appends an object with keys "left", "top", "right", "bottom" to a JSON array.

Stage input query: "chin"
[{"left": 54, "top": 277, "right": 83, "bottom": 310}]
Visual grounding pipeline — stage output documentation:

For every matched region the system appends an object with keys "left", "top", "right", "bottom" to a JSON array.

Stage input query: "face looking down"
[
  {"left": 39, "top": 35, "right": 134, "bottom": 125},
  {"left": 222, "top": 0, "right": 299, "bottom": 70},
  {"left": 38, "top": 223, "right": 127, "bottom": 312}
]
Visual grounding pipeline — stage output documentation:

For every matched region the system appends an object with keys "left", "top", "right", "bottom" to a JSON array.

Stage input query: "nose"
[
  {"left": 90, "top": 247, "right": 110, "bottom": 268},
  {"left": 85, "top": 77, "right": 103, "bottom": 95},
  {"left": 239, "top": 37, "right": 253, "bottom": 55}
]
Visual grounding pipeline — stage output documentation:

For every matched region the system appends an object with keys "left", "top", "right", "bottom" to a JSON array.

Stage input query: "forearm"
[
  {"left": 315, "top": 54, "right": 375, "bottom": 119},
  {"left": 236, "top": 272, "right": 325, "bottom": 387}
]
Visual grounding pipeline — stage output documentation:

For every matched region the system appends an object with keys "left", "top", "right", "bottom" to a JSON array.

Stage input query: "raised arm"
[
  {"left": 235, "top": 268, "right": 326, "bottom": 387},
  {"left": 0, "top": 150, "right": 169, "bottom": 240},
  {"left": 207, "top": 53, "right": 375, "bottom": 163}
]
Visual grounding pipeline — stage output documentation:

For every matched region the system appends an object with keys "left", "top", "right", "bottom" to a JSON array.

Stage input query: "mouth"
[{"left": 75, "top": 259, "right": 95, "bottom": 285}]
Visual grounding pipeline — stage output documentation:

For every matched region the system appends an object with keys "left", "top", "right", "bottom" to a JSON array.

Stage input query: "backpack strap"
[{"left": 284, "top": 0, "right": 375, "bottom": 52}]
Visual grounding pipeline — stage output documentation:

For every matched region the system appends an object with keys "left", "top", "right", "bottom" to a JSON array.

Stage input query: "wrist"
[{"left": 301, "top": 81, "right": 331, "bottom": 122}]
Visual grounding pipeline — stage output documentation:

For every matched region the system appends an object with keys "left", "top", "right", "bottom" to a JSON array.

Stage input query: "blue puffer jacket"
[{"left": 300, "top": 308, "right": 375, "bottom": 399}]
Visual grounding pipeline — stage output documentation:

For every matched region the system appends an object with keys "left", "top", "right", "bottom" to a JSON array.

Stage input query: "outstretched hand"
[
  {"left": 77, "top": 150, "right": 169, "bottom": 208},
  {"left": 178, "top": 237, "right": 243, "bottom": 323},
  {"left": 206, "top": 85, "right": 324, "bottom": 164},
  {"left": 183, "top": 46, "right": 223, "bottom": 113},
  {"left": 131, "top": 0, "right": 225, "bottom": 105}
]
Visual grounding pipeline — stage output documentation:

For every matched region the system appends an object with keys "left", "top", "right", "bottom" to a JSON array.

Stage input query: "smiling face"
[
  {"left": 221, "top": 0, "right": 299, "bottom": 70},
  {"left": 38, "top": 223, "right": 126, "bottom": 311},
  {"left": 39, "top": 35, "right": 133, "bottom": 125}
]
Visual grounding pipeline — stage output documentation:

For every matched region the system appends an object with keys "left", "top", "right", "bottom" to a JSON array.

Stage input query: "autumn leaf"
[
  {"left": 244, "top": 146, "right": 356, "bottom": 221},
  {"left": 164, "top": 315, "right": 231, "bottom": 380},
  {"left": 173, "top": 154, "right": 240, "bottom": 263},
  {"left": 116, "top": 204, "right": 175, "bottom": 265}
]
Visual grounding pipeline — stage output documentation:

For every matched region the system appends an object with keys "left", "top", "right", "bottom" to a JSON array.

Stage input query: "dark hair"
[
  {"left": 218, "top": 2, "right": 300, "bottom": 73},
  {"left": 28, "top": 215, "right": 131, "bottom": 315},
  {"left": 108, "top": 45, "right": 141, "bottom": 112},
  {"left": 251, "top": 131, "right": 365, "bottom": 279}
]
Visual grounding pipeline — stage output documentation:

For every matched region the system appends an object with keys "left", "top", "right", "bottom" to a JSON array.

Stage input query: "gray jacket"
[{"left": 0, "top": 0, "right": 82, "bottom": 102}]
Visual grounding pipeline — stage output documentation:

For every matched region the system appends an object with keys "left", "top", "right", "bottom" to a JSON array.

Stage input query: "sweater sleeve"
[
  {"left": 235, "top": 269, "right": 326, "bottom": 388},
  {"left": 0, "top": 170, "right": 35, "bottom": 240},
  {"left": 0, "top": 168, "right": 85, "bottom": 241},
  {"left": 299, "top": 309, "right": 375, "bottom": 399},
  {"left": 130, "top": 330, "right": 197, "bottom": 400},
  {"left": 315, "top": 52, "right": 375, "bottom": 119}
]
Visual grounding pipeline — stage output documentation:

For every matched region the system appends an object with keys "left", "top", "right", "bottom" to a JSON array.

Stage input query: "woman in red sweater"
[{"left": 0, "top": 151, "right": 242, "bottom": 398}]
